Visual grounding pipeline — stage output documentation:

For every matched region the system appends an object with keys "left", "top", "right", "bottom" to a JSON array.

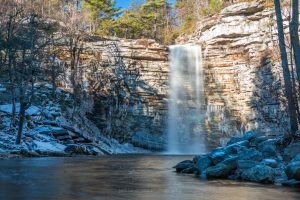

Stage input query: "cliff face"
[
  {"left": 177, "top": 1, "right": 291, "bottom": 143},
  {"left": 72, "top": 38, "right": 169, "bottom": 150}
]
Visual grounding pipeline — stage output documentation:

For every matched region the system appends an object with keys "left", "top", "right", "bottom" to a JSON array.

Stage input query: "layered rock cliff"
[
  {"left": 176, "top": 0, "right": 291, "bottom": 143},
  {"left": 64, "top": 38, "right": 169, "bottom": 149}
]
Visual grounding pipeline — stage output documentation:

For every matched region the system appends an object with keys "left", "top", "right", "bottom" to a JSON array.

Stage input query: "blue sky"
[{"left": 116, "top": 0, "right": 176, "bottom": 9}]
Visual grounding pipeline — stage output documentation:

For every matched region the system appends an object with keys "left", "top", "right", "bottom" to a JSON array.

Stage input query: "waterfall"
[{"left": 167, "top": 44, "right": 207, "bottom": 154}]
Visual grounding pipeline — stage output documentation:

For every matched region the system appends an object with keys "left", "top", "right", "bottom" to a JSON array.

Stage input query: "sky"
[{"left": 116, "top": 0, "right": 176, "bottom": 9}]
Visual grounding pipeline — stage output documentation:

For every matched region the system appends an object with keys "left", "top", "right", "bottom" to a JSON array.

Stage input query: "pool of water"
[{"left": 0, "top": 155, "right": 299, "bottom": 200}]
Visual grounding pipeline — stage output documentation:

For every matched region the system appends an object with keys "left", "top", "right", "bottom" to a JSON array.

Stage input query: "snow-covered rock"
[
  {"left": 26, "top": 106, "right": 40, "bottom": 116},
  {"left": 29, "top": 141, "right": 66, "bottom": 152},
  {"left": 0, "top": 103, "right": 20, "bottom": 114}
]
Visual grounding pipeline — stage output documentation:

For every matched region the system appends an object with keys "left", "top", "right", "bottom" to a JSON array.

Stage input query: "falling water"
[{"left": 167, "top": 44, "right": 207, "bottom": 154}]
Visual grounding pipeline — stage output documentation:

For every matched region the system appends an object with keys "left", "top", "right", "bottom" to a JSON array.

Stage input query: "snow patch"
[
  {"left": 30, "top": 141, "right": 66, "bottom": 152},
  {"left": 0, "top": 103, "right": 20, "bottom": 114},
  {"left": 26, "top": 106, "right": 40, "bottom": 116}
]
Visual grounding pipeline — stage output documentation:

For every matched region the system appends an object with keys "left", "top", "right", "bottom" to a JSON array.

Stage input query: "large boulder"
[
  {"left": 241, "top": 165, "right": 275, "bottom": 183},
  {"left": 194, "top": 155, "right": 212, "bottom": 172},
  {"left": 222, "top": 156, "right": 239, "bottom": 171},
  {"left": 238, "top": 148, "right": 263, "bottom": 162},
  {"left": 173, "top": 160, "right": 194, "bottom": 173},
  {"left": 206, "top": 163, "right": 231, "bottom": 178},
  {"left": 283, "top": 143, "right": 300, "bottom": 161},
  {"left": 285, "top": 161, "right": 300, "bottom": 181},
  {"left": 208, "top": 148, "right": 228, "bottom": 165},
  {"left": 237, "top": 160, "right": 259, "bottom": 170},
  {"left": 260, "top": 144, "right": 277, "bottom": 158}
]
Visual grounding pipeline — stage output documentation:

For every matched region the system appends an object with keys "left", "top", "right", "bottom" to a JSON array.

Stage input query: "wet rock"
[
  {"left": 65, "top": 144, "right": 89, "bottom": 155},
  {"left": 282, "top": 179, "right": 300, "bottom": 187},
  {"left": 206, "top": 163, "right": 231, "bottom": 178},
  {"left": 221, "top": 156, "right": 239, "bottom": 171},
  {"left": 208, "top": 148, "right": 228, "bottom": 165},
  {"left": 238, "top": 148, "right": 263, "bottom": 162},
  {"left": 283, "top": 143, "right": 300, "bottom": 161},
  {"left": 194, "top": 155, "right": 212, "bottom": 172},
  {"left": 285, "top": 161, "right": 300, "bottom": 181},
  {"left": 237, "top": 160, "right": 259, "bottom": 170},
  {"left": 182, "top": 167, "right": 198, "bottom": 174},
  {"left": 261, "top": 159, "right": 278, "bottom": 168},
  {"left": 20, "top": 149, "right": 40, "bottom": 157},
  {"left": 173, "top": 160, "right": 194, "bottom": 173},
  {"left": 241, "top": 165, "right": 275, "bottom": 183}
]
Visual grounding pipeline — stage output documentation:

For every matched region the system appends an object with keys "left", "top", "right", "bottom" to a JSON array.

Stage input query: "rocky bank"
[{"left": 174, "top": 130, "right": 300, "bottom": 187}]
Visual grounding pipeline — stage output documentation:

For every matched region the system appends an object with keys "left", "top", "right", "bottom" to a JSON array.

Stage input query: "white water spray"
[{"left": 167, "top": 44, "right": 207, "bottom": 154}]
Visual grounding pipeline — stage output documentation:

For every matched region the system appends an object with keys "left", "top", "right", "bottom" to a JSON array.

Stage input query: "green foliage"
[
  {"left": 200, "top": 0, "right": 223, "bottom": 16},
  {"left": 108, "top": 0, "right": 173, "bottom": 43},
  {"left": 83, "top": 0, "right": 121, "bottom": 28}
]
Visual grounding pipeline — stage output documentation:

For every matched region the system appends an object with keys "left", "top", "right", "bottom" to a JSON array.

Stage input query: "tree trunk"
[
  {"left": 274, "top": 0, "right": 298, "bottom": 134},
  {"left": 290, "top": 0, "right": 300, "bottom": 92},
  {"left": 15, "top": 101, "right": 26, "bottom": 144}
]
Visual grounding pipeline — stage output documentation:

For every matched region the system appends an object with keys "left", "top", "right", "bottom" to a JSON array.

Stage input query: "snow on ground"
[
  {"left": 30, "top": 141, "right": 66, "bottom": 152},
  {"left": 0, "top": 81, "right": 152, "bottom": 158}
]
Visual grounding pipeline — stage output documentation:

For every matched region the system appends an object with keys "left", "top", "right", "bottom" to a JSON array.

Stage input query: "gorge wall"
[
  {"left": 69, "top": 38, "right": 169, "bottom": 150},
  {"left": 177, "top": 0, "right": 291, "bottom": 144}
]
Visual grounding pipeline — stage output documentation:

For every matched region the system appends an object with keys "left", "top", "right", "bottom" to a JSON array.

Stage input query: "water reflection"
[{"left": 0, "top": 155, "right": 299, "bottom": 200}]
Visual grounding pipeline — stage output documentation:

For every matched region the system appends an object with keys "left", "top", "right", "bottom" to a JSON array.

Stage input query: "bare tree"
[{"left": 274, "top": 0, "right": 298, "bottom": 135}]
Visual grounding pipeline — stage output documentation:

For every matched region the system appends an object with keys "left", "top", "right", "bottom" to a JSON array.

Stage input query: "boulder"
[
  {"left": 285, "top": 161, "right": 300, "bottom": 180},
  {"left": 261, "top": 159, "right": 278, "bottom": 168},
  {"left": 283, "top": 143, "right": 300, "bottom": 161},
  {"left": 65, "top": 144, "right": 89, "bottom": 155},
  {"left": 237, "top": 160, "right": 259, "bottom": 170},
  {"left": 206, "top": 163, "right": 231, "bottom": 178},
  {"left": 241, "top": 165, "right": 275, "bottom": 183},
  {"left": 257, "top": 139, "right": 276, "bottom": 151},
  {"left": 182, "top": 167, "right": 199, "bottom": 174},
  {"left": 250, "top": 136, "right": 268, "bottom": 147},
  {"left": 238, "top": 148, "right": 263, "bottom": 162},
  {"left": 282, "top": 179, "right": 300, "bottom": 187},
  {"left": 195, "top": 155, "right": 212, "bottom": 172},
  {"left": 173, "top": 160, "right": 194, "bottom": 173},
  {"left": 260, "top": 144, "right": 277, "bottom": 158},
  {"left": 225, "top": 140, "right": 249, "bottom": 154},
  {"left": 242, "top": 130, "right": 264, "bottom": 141},
  {"left": 208, "top": 148, "right": 228, "bottom": 165},
  {"left": 222, "top": 156, "right": 239, "bottom": 170},
  {"left": 221, "top": 1, "right": 264, "bottom": 17},
  {"left": 226, "top": 137, "right": 243, "bottom": 146}
]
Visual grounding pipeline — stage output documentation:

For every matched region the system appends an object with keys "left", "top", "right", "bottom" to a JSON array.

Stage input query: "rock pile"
[{"left": 174, "top": 130, "right": 300, "bottom": 187}]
